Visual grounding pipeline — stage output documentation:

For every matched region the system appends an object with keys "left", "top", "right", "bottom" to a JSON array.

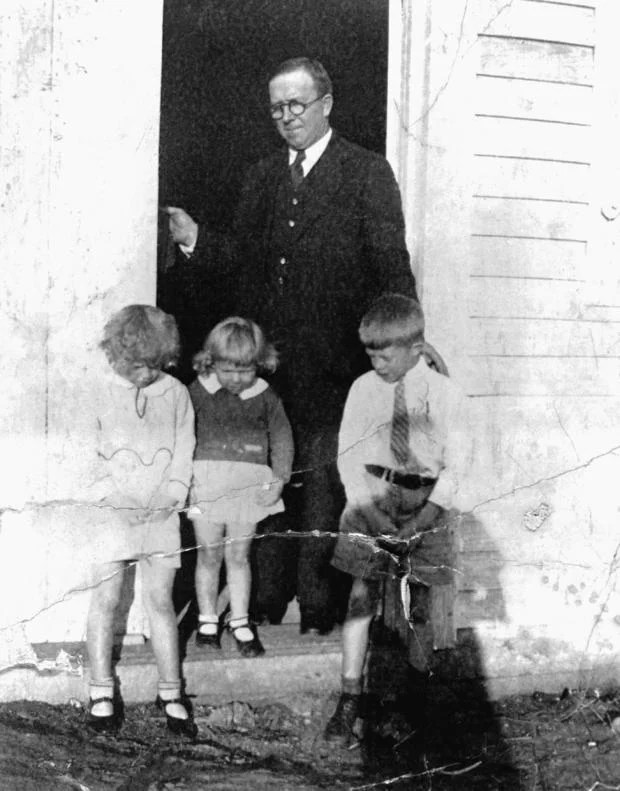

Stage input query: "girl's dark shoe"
[
  {"left": 229, "top": 620, "right": 265, "bottom": 658},
  {"left": 86, "top": 696, "right": 121, "bottom": 733},
  {"left": 195, "top": 619, "right": 222, "bottom": 649},
  {"left": 155, "top": 695, "right": 197, "bottom": 739}
]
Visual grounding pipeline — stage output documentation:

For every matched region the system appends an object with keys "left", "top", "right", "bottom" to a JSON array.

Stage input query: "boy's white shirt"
[{"left": 337, "top": 358, "right": 471, "bottom": 512}]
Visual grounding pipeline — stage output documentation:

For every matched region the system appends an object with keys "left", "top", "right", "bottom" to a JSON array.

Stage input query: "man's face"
[
  {"left": 366, "top": 343, "right": 424, "bottom": 384},
  {"left": 268, "top": 68, "right": 332, "bottom": 150}
]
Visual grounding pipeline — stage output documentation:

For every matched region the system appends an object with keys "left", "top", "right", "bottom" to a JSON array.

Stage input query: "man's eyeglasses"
[{"left": 269, "top": 95, "right": 325, "bottom": 120}]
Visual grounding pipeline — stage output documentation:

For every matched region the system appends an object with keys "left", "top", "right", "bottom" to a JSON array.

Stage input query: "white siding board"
[
  {"left": 467, "top": 356, "right": 620, "bottom": 396},
  {"left": 474, "top": 116, "right": 591, "bottom": 161},
  {"left": 483, "top": 0, "right": 595, "bottom": 46},
  {"left": 521, "top": 0, "right": 598, "bottom": 8},
  {"left": 478, "top": 37, "right": 594, "bottom": 83},
  {"left": 470, "top": 235, "right": 586, "bottom": 279},
  {"left": 475, "top": 76, "right": 592, "bottom": 125},
  {"left": 470, "top": 317, "right": 620, "bottom": 356},
  {"left": 473, "top": 157, "right": 590, "bottom": 202},
  {"left": 472, "top": 195, "right": 589, "bottom": 239},
  {"left": 469, "top": 277, "right": 584, "bottom": 319}
]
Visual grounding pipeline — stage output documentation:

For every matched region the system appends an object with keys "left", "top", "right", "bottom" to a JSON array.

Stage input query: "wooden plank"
[
  {"left": 478, "top": 37, "right": 594, "bottom": 83},
  {"left": 472, "top": 195, "right": 589, "bottom": 239},
  {"left": 466, "top": 356, "right": 620, "bottom": 396},
  {"left": 474, "top": 116, "right": 591, "bottom": 161},
  {"left": 430, "top": 584, "right": 457, "bottom": 649},
  {"left": 470, "top": 316, "right": 620, "bottom": 356},
  {"left": 475, "top": 75, "right": 592, "bottom": 125},
  {"left": 458, "top": 553, "right": 505, "bottom": 589},
  {"left": 482, "top": 0, "right": 595, "bottom": 47},
  {"left": 469, "top": 277, "right": 584, "bottom": 319},
  {"left": 523, "top": 0, "right": 598, "bottom": 8},
  {"left": 470, "top": 235, "right": 587, "bottom": 278},
  {"left": 473, "top": 155, "right": 590, "bottom": 202},
  {"left": 454, "top": 588, "right": 506, "bottom": 627}
]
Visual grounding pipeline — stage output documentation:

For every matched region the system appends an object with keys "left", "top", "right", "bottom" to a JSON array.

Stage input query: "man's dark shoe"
[
  {"left": 300, "top": 616, "right": 333, "bottom": 636},
  {"left": 323, "top": 693, "right": 361, "bottom": 746}
]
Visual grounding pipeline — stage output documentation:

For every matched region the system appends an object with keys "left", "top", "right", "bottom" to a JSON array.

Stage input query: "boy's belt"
[{"left": 365, "top": 464, "right": 436, "bottom": 490}]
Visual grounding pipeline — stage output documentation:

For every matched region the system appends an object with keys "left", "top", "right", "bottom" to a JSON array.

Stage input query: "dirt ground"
[{"left": 2, "top": 682, "right": 620, "bottom": 790}]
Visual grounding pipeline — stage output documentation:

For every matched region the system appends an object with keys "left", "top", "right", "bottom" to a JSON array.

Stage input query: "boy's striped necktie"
[{"left": 390, "top": 378, "right": 410, "bottom": 467}]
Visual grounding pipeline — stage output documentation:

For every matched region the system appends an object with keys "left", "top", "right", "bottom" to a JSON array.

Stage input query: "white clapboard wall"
[
  {"left": 469, "top": 0, "right": 602, "bottom": 399},
  {"left": 390, "top": 0, "right": 620, "bottom": 683}
]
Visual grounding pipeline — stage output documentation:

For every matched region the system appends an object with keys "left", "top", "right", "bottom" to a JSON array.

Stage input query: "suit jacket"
[{"left": 162, "top": 133, "right": 417, "bottom": 454}]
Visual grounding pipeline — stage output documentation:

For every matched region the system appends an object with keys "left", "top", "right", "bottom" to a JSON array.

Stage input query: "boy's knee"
[{"left": 347, "top": 578, "right": 381, "bottom": 618}]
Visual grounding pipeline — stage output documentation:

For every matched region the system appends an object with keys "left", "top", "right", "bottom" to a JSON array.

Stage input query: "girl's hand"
[
  {"left": 255, "top": 478, "right": 284, "bottom": 507},
  {"left": 147, "top": 494, "right": 179, "bottom": 523}
]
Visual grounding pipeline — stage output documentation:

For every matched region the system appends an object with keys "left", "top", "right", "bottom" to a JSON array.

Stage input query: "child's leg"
[
  {"left": 86, "top": 561, "right": 126, "bottom": 717},
  {"left": 140, "top": 559, "right": 187, "bottom": 721},
  {"left": 341, "top": 578, "right": 375, "bottom": 689},
  {"left": 324, "top": 576, "right": 380, "bottom": 744},
  {"left": 225, "top": 521, "right": 255, "bottom": 618},
  {"left": 224, "top": 521, "right": 255, "bottom": 640},
  {"left": 193, "top": 518, "right": 226, "bottom": 632}
]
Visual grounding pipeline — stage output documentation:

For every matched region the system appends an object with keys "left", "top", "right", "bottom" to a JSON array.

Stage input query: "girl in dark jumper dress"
[{"left": 188, "top": 317, "right": 294, "bottom": 656}]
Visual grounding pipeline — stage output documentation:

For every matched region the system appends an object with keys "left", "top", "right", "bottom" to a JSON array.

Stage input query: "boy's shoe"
[{"left": 323, "top": 693, "right": 361, "bottom": 747}]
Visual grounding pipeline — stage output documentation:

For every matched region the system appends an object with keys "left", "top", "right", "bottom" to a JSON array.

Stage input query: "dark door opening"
[
  {"left": 156, "top": 0, "right": 407, "bottom": 668},
  {"left": 157, "top": 0, "right": 389, "bottom": 288}
]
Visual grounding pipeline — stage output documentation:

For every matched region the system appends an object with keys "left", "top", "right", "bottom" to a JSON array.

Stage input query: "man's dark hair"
[{"left": 269, "top": 57, "right": 333, "bottom": 97}]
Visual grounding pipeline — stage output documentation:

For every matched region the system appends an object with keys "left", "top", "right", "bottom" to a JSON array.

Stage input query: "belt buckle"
[{"left": 382, "top": 467, "right": 395, "bottom": 484}]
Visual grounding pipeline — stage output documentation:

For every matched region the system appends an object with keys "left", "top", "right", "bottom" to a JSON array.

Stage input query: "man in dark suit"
[{"left": 163, "top": 57, "right": 418, "bottom": 634}]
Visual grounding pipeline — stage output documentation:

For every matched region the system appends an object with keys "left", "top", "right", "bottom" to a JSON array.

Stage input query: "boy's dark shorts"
[{"left": 331, "top": 486, "right": 453, "bottom": 616}]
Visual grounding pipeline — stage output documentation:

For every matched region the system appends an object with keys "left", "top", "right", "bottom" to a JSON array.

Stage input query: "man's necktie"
[
  {"left": 390, "top": 378, "right": 410, "bottom": 467},
  {"left": 290, "top": 149, "right": 306, "bottom": 190}
]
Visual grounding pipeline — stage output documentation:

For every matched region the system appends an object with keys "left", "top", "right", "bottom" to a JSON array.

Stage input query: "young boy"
[{"left": 324, "top": 293, "right": 468, "bottom": 746}]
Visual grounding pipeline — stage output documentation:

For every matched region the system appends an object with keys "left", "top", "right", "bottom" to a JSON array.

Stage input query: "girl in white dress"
[{"left": 85, "top": 305, "right": 195, "bottom": 737}]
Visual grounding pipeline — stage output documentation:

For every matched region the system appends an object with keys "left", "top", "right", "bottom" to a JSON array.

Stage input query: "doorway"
[{"left": 157, "top": 0, "right": 390, "bottom": 266}]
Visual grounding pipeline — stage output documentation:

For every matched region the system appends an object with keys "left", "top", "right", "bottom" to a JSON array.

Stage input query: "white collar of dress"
[{"left": 198, "top": 372, "right": 268, "bottom": 400}]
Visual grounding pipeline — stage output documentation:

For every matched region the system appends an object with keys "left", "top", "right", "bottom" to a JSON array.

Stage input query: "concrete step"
[{"left": 1, "top": 625, "right": 342, "bottom": 705}]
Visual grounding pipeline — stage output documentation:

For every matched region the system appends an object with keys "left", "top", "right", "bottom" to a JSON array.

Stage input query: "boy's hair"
[
  {"left": 193, "top": 316, "right": 278, "bottom": 375},
  {"left": 100, "top": 304, "right": 180, "bottom": 369},
  {"left": 359, "top": 293, "right": 425, "bottom": 349}
]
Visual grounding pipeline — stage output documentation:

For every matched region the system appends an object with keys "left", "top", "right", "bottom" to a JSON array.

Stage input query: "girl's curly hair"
[
  {"left": 100, "top": 304, "right": 180, "bottom": 370},
  {"left": 193, "top": 316, "right": 278, "bottom": 375}
]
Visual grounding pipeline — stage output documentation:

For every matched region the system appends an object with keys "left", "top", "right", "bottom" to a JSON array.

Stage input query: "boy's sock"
[
  {"left": 342, "top": 676, "right": 363, "bottom": 696},
  {"left": 89, "top": 677, "right": 114, "bottom": 718},
  {"left": 158, "top": 680, "right": 188, "bottom": 720}
]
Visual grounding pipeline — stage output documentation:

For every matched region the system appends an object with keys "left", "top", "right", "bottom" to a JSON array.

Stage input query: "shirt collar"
[
  {"left": 288, "top": 127, "right": 332, "bottom": 175},
  {"left": 198, "top": 372, "right": 269, "bottom": 400},
  {"left": 372, "top": 357, "right": 430, "bottom": 388}
]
